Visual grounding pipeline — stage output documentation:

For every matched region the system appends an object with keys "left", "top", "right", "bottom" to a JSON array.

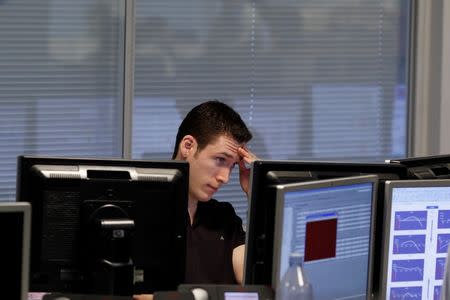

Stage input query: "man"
[
  {"left": 134, "top": 100, "right": 257, "bottom": 300},
  {"left": 172, "top": 100, "right": 256, "bottom": 284}
]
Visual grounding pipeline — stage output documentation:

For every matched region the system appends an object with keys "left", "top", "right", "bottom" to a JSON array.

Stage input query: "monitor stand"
[{"left": 84, "top": 202, "right": 135, "bottom": 296}]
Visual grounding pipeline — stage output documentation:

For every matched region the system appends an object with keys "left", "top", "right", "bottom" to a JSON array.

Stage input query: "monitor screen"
[
  {"left": 16, "top": 155, "right": 189, "bottom": 296},
  {"left": 272, "top": 175, "right": 377, "bottom": 300},
  {"left": 0, "top": 202, "right": 30, "bottom": 300},
  {"left": 380, "top": 179, "right": 450, "bottom": 300},
  {"left": 243, "top": 160, "right": 406, "bottom": 289}
]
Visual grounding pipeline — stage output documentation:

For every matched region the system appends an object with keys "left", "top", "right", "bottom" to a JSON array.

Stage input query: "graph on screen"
[
  {"left": 435, "top": 257, "right": 446, "bottom": 280},
  {"left": 391, "top": 259, "right": 424, "bottom": 282},
  {"left": 394, "top": 211, "right": 427, "bottom": 230},
  {"left": 393, "top": 235, "right": 426, "bottom": 254},
  {"left": 438, "top": 210, "right": 450, "bottom": 229},
  {"left": 437, "top": 233, "right": 450, "bottom": 254},
  {"left": 434, "top": 286, "right": 442, "bottom": 300},
  {"left": 390, "top": 286, "right": 422, "bottom": 300}
]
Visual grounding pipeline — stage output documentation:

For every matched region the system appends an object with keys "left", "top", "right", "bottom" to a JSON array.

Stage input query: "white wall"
[
  {"left": 440, "top": 0, "right": 450, "bottom": 154},
  {"left": 412, "top": 0, "right": 450, "bottom": 156}
]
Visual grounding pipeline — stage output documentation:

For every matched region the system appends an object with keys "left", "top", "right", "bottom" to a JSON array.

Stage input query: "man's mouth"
[{"left": 207, "top": 185, "right": 219, "bottom": 193}]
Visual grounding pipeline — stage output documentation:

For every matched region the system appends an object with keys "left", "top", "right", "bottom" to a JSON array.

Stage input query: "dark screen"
[{"left": 0, "top": 212, "right": 23, "bottom": 300}]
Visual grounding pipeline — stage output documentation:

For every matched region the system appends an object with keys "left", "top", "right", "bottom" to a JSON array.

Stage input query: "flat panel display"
[
  {"left": 272, "top": 175, "right": 378, "bottom": 300},
  {"left": 381, "top": 179, "right": 450, "bottom": 300}
]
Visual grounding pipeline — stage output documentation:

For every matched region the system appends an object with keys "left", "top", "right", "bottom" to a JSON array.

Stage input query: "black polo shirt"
[{"left": 185, "top": 199, "right": 246, "bottom": 284}]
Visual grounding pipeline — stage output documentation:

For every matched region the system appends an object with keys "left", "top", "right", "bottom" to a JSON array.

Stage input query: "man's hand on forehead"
[
  {"left": 238, "top": 146, "right": 257, "bottom": 168},
  {"left": 224, "top": 139, "right": 258, "bottom": 168},
  {"left": 233, "top": 144, "right": 258, "bottom": 196}
]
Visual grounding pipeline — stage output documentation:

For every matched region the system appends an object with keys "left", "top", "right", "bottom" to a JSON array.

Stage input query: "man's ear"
[{"left": 180, "top": 135, "right": 196, "bottom": 158}]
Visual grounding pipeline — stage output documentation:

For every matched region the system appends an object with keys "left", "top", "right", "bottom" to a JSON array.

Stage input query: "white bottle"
[{"left": 276, "top": 253, "right": 314, "bottom": 300}]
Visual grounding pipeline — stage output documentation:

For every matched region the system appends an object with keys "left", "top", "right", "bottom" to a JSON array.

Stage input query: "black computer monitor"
[
  {"left": 0, "top": 202, "right": 31, "bottom": 300},
  {"left": 389, "top": 154, "right": 450, "bottom": 179},
  {"left": 380, "top": 179, "right": 450, "bottom": 300},
  {"left": 16, "top": 155, "right": 189, "bottom": 296},
  {"left": 272, "top": 175, "right": 378, "bottom": 299},
  {"left": 243, "top": 159, "right": 407, "bottom": 292}
]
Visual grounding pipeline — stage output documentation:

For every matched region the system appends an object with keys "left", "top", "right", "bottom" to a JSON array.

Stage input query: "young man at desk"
[{"left": 134, "top": 100, "right": 257, "bottom": 300}]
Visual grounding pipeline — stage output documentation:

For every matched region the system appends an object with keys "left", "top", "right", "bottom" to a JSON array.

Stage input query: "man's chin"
[{"left": 198, "top": 196, "right": 212, "bottom": 202}]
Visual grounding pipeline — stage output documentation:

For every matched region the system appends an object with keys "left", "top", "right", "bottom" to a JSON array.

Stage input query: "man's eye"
[{"left": 215, "top": 157, "right": 226, "bottom": 164}]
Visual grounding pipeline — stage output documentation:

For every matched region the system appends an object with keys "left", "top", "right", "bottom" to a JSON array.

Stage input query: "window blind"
[
  {"left": 132, "top": 0, "right": 411, "bottom": 224},
  {"left": 0, "top": 0, "right": 124, "bottom": 200}
]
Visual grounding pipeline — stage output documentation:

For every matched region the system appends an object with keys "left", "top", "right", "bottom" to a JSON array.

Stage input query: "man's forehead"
[
  {"left": 208, "top": 134, "right": 241, "bottom": 146},
  {"left": 222, "top": 135, "right": 243, "bottom": 147},
  {"left": 209, "top": 135, "right": 243, "bottom": 158}
]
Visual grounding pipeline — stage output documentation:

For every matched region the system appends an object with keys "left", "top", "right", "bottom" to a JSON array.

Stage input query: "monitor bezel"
[
  {"left": 0, "top": 202, "right": 31, "bottom": 300},
  {"left": 380, "top": 179, "right": 450, "bottom": 300},
  {"left": 271, "top": 174, "right": 378, "bottom": 299}
]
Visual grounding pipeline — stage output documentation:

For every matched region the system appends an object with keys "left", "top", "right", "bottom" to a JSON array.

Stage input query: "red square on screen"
[{"left": 304, "top": 218, "right": 337, "bottom": 262}]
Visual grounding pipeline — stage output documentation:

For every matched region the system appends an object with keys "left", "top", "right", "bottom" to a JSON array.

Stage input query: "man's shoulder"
[
  {"left": 200, "top": 199, "right": 243, "bottom": 232},
  {"left": 200, "top": 199, "right": 238, "bottom": 218},
  {"left": 201, "top": 199, "right": 243, "bottom": 221}
]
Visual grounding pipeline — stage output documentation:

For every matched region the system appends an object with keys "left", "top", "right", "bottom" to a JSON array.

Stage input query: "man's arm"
[
  {"left": 234, "top": 146, "right": 255, "bottom": 284},
  {"left": 232, "top": 244, "right": 245, "bottom": 284}
]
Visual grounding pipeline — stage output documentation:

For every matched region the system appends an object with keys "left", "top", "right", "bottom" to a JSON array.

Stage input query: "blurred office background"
[{"left": 0, "top": 0, "right": 448, "bottom": 223}]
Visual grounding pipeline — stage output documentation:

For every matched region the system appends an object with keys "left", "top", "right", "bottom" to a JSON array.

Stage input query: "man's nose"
[{"left": 216, "top": 167, "right": 231, "bottom": 184}]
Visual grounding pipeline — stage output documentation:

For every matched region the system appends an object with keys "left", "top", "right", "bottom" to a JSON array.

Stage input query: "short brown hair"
[{"left": 172, "top": 100, "right": 252, "bottom": 159}]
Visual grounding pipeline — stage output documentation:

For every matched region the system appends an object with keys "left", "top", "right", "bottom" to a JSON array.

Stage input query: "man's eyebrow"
[
  {"left": 218, "top": 151, "right": 240, "bottom": 162},
  {"left": 219, "top": 151, "right": 235, "bottom": 158}
]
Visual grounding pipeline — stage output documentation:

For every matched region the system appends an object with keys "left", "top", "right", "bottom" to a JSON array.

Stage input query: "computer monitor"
[
  {"left": 380, "top": 179, "right": 450, "bottom": 300},
  {"left": 272, "top": 175, "right": 378, "bottom": 299},
  {"left": 16, "top": 155, "right": 189, "bottom": 296},
  {"left": 388, "top": 154, "right": 450, "bottom": 179},
  {"left": 243, "top": 160, "right": 407, "bottom": 288},
  {"left": 0, "top": 202, "right": 31, "bottom": 300}
]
